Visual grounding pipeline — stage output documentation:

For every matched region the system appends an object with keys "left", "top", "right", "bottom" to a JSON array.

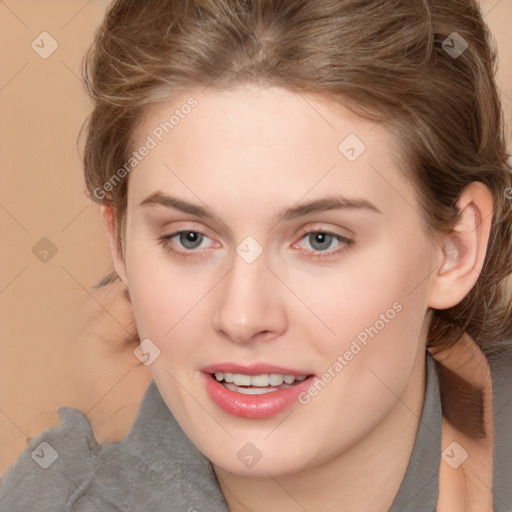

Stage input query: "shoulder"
[
  {"left": 0, "top": 381, "right": 230, "bottom": 512},
  {"left": 486, "top": 341, "right": 512, "bottom": 385},
  {"left": 486, "top": 341, "right": 512, "bottom": 511},
  {"left": 0, "top": 406, "right": 100, "bottom": 511},
  {"left": 486, "top": 341, "right": 512, "bottom": 418}
]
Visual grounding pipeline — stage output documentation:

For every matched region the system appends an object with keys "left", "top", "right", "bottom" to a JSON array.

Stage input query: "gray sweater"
[{"left": 0, "top": 348, "right": 510, "bottom": 511}]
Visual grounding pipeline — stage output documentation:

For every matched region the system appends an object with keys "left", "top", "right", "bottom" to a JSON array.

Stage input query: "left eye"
[
  {"left": 296, "top": 231, "right": 350, "bottom": 253},
  {"left": 302, "top": 232, "right": 337, "bottom": 251}
]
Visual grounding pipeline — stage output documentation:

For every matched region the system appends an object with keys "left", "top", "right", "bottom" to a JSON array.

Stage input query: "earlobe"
[
  {"left": 428, "top": 183, "right": 493, "bottom": 310},
  {"left": 100, "top": 204, "right": 129, "bottom": 287}
]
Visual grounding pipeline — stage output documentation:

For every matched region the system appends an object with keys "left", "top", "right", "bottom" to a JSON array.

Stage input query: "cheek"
[
  {"left": 283, "top": 236, "right": 431, "bottom": 359},
  {"left": 124, "top": 254, "right": 228, "bottom": 430},
  {"left": 286, "top": 254, "right": 430, "bottom": 459},
  {"left": 125, "top": 244, "right": 218, "bottom": 355},
  {"left": 307, "top": 239, "right": 431, "bottom": 413}
]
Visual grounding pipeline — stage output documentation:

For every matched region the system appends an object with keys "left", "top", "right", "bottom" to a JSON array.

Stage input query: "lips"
[{"left": 201, "top": 362, "right": 315, "bottom": 419}]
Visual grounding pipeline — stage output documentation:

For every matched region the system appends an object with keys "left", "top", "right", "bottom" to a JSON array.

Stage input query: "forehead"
[{"left": 127, "top": 85, "right": 416, "bottom": 218}]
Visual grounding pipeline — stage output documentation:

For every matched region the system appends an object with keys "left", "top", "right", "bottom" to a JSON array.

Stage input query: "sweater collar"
[{"left": 389, "top": 352, "right": 441, "bottom": 510}]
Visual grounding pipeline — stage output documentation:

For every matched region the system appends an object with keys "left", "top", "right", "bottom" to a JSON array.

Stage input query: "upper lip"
[{"left": 201, "top": 362, "right": 314, "bottom": 376}]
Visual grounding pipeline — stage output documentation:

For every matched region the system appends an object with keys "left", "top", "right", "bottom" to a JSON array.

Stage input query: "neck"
[{"left": 214, "top": 350, "right": 427, "bottom": 512}]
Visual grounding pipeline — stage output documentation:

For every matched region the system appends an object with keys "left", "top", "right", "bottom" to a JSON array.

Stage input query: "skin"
[{"left": 101, "top": 85, "right": 493, "bottom": 511}]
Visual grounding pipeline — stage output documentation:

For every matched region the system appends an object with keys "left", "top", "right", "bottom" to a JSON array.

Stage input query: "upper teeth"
[{"left": 214, "top": 372, "right": 307, "bottom": 387}]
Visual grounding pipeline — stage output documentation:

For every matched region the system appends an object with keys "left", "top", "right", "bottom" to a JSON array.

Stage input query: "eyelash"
[{"left": 157, "top": 228, "right": 353, "bottom": 260}]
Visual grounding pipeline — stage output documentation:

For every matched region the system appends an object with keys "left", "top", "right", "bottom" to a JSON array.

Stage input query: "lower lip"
[{"left": 203, "top": 373, "right": 315, "bottom": 419}]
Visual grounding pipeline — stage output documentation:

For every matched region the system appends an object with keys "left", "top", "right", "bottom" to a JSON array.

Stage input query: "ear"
[
  {"left": 428, "top": 182, "right": 494, "bottom": 309},
  {"left": 100, "top": 203, "right": 129, "bottom": 286}
]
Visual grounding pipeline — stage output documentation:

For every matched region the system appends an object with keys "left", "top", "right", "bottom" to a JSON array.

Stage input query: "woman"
[{"left": 1, "top": 0, "right": 511, "bottom": 510}]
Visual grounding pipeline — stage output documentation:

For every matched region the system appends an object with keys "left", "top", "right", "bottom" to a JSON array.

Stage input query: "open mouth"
[
  {"left": 211, "top": 371, "right": 310, "bottom": 395},
  {"left": 202, "top": 366, "right": 317, "bottom": 418}
]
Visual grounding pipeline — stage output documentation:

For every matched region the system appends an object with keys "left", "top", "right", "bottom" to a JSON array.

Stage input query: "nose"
[{"left": 212, "top": 252, "right": 288, "bottom": 345}]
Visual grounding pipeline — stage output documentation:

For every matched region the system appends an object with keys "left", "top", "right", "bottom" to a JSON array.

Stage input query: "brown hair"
[{"left": 80, "top": 0, "right": 512, "bottom": 435}]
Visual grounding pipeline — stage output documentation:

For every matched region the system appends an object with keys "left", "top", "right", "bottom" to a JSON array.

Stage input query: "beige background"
[{"left": 1, "top": 0, "right": 511, "bottom": 475}]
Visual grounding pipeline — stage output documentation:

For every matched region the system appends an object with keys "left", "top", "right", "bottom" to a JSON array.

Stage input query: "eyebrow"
[{"left": 139, "top": 191, "right": 382, "bottom": 222}]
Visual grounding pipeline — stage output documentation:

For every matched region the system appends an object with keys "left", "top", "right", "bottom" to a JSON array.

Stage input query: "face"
[{"left": 118, "top": 85, "right": 437, "bottom": 476}]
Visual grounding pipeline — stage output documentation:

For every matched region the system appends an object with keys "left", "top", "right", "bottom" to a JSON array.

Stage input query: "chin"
[{"left": 211, "top": 452, "right": 309, "bottom": 478}]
